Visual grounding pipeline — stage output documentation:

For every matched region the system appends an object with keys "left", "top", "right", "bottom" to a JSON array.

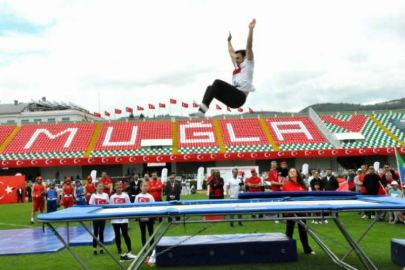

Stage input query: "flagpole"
[{"left": 395, "top": 147, "right": 404, "bottom": 197}]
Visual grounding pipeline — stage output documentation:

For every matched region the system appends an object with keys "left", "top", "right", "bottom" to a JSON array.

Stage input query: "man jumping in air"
[{"left": 190, "top": 19, "right": 256, "bottom": 117}]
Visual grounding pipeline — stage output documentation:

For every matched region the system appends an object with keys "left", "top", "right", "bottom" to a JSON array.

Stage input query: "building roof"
[{"left": 0, "top": 103, "right": 29, "bottom": 115}]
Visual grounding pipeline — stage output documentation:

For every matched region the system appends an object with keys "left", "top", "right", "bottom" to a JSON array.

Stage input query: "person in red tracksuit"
[
  {"left": 282, "top": 168, "right": 315, "bottom": 255},
  {"left": 268, "top": 161, "right": 282, "bottom": 191},
  {"left": 85, "top": 175, "right": 96, "bottom": 205},
  {"left": 61, "top": 178, "right": 75, "bottom": 209},
  {"left": 147, "top": 172, "right": 163, "bottom": 202}
]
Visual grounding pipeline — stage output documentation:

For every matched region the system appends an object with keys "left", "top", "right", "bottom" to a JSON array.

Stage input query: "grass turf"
[{"left": 0, "top": 194, "right": 404, "bottom": 270}]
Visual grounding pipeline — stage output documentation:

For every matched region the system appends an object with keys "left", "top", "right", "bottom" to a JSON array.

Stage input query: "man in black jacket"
[
  {"left": 322, "top": 169, "right": 339, "bottom": 191},
  {"left": 362, "top": 166, "right": 381, "bottom": 219},
  {"left": 165, "top": 175, "right": 182, "bottom": 201},
  {"left": 380, "top": 163, "right": 398, "bottom": 187},
  {"left": 127, "top": 173, "right": 142, "bottom": 203}
]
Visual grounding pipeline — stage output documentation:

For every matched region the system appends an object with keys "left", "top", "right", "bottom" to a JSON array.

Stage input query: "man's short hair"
[
  {"left": 235, "top": 50, "right": 246, "bottom": 57},
  {"left": 385, "top": 172, "right": 392, "bottom": 176}
]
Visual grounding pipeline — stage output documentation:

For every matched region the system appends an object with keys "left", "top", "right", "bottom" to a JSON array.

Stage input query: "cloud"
[{"left": 1, "top": 0, "right": 405, "bottom": 116}]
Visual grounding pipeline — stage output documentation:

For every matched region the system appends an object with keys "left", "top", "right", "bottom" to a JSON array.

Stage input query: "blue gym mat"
[{"left": 0, "top": 225, "right": 115, "bottom": 256}]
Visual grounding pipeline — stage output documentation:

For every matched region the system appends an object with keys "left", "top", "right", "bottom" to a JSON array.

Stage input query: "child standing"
[
  {"left": 89, "top": 182, "right": 110, "bottom": 255},
  {"left": 134, "top": 182, "right": 155, "bottom": 247},
  {"left": 388, "top": 181, "right": 402, "bottom": 224},
  {"left": 110, "top": 181, "right": 136, "bottom": 262},
  {"left": 45, "top": 182, "right": 59, "bottom": 213}
]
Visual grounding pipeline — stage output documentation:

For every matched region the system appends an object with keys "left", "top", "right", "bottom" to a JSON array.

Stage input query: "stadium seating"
[
  {"left": 264, "top": 116, "right": 332, "bottom": 150},
  {"left": 2, "top": 123, "right": 96, "bottom": 159},
  {"left": 0, "top": 126, "right": 17, "bottom": 146},
  {"left": 177, "top": 120, "right": 220, "bottom": 154}
]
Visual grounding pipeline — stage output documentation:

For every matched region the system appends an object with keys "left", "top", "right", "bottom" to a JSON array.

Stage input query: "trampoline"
[{"left": 38, "top": 192, "right": 405, "bottom": 270}]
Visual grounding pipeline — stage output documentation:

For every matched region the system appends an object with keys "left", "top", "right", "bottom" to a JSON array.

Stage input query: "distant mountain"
[{"left": 299, "top": 97, "right": 405, "bottom": 114}]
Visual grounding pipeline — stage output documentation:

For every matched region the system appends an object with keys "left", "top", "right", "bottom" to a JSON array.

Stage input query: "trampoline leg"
[
  {"left": 333, "top": 216, "right": 378, "bottom": 270},
  {"left": 67, "top": 222, "right": 69, "bottom": 246},
  {"left": 296, "top": 219, "right": 357, "bottom": 270},
  {"left": 129, "top": 218, "right": 172, "bottom": 270},
  {"left": 46, "top": 223, "right": 89, "bottom": 270},
  {"left": 341, "top": 217, "right": 378, "bottom": 262},
  {"left": 79, "top": 221, "right": 125, "bottom": 270}
]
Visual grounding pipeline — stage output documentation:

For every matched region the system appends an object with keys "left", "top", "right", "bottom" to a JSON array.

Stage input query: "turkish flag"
[
  {"left": 115, "top": 109, "right": 122, "bottom": 114},
  {"left": 94, "top": 112, "right": 101, "bottom": 117},
  {"left": 84, "top": 114, "right": 88, "bottom": 121},
  {"left": 237, "top": 108, "right": 243, "bottom": 112},
  {"left": 182, "top": 102, "right": 188, "bottom": 108},
  {"left": 193, "top": 102, "right": 198, "bottom": 108},
  {"left": 159, "top": 103, "right": 166, "bottom": 108},
  {"left": 149, "top": 104, "right": 155, "bottom": 110},
  {"left": 137, "top": 106, "right": 144, "bottom": 111},
  {"left": 216, "top": 104, "right": 222, "bottom": 110},
  {"left": 104, "top": 111, "right": 110, "bottom": 117},
  {"left": 126, "top": 107, "right": 133, "bottom": 113},
  {"left": 249, "top": 108, "right": 254, "bottom": 114},
  {"left": 227, "top": 107, "right": 231, "bottom": 112},
  {"left": 170, "top": 99, "right": 177, "bottom": 104},
  {"left": 0, "top": 175, "right": 25, "bottom": 204}
]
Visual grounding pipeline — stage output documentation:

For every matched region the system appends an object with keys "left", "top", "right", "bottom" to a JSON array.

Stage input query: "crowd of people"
[{"left": 25, "top": 160, "right": 404, "bottom": 261}]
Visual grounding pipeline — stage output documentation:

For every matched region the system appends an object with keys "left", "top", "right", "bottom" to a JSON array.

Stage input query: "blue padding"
[
  {"left": 0, "top": 226, "right": 115, "bottom": 256},
  {"left": 156, "top": 233, "right": 297, "bottom": 267},
  {"left": 238, "top": 191, "right": 359, "bottom": 199},
  {"left": 391, "top": 238, "right": 405, "bottom": 266}
]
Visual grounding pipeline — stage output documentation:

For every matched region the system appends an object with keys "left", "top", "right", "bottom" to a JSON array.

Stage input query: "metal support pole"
[
  {"left": 79, "top": 221, "right": 125, "bottom": 270},
  {"left": 129, "top": 218, "right": 172, "bottom": 270},
  {"left": 296, "top": 218, "right": 357, "bottom": 270},
  {"left": 46, "top": 223, "right": 89, "bottom": 270},
  {"left": 333, "top": 215, "right": 378, "bottom": 270},
  {"left": 67, "top": 222, "right": 69, "bottom": 246},
  {"left": 342, "top": 217, "right": 378, "bottom": 261}
]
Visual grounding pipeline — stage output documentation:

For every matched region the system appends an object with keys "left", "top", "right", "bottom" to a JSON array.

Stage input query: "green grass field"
[{"left": 0, "top": 194, "right": 404, "bottom": 270}]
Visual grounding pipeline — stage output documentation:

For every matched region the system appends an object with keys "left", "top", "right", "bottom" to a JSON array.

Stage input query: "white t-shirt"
[
  {"left": 89, "top": 193, "right": 110, "bottom": 205},
  {"left": 225, "top": 177, "right": 241, "bottom": 199},
  {"left": 232, "top": 59, "right": 255, "bottom": 92},
  {"left": 110, "top": 193, "right": 131, "bottom": 224},
  {"left": 134, "top": 193, "right": 155, "bottom": 203}
]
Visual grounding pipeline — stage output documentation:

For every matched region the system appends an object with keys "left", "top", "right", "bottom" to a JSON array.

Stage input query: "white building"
[{"left": 0, "top": 98, "right": 100, "bottom": 125}]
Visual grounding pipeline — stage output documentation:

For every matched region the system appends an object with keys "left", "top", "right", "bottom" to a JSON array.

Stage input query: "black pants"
[
  {"left": 47, "top": 200, "right": 58, "bottom": 213},
  {"left": 112, "top": 223, "right": 132, "bottom": 254},
  {"left": 201, "top": 80, "right": 247, "bottom": 111},
  {"left": 93, "top": 220, "right": 106, "bottom": 248},
  {"left": 139, "top": 219, "right": 154, "bottom": 247},
  {"left": 17, "top": 195, "right": 23, "bottom": 203},
  {"left": 286, "top": 219, "right": 313, "bottom": 254}
]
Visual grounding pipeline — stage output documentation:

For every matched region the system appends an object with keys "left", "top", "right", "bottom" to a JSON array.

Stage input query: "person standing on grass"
[
  {"left": 147, "top": 172, "right": 163, "bottom": 202},
  {"left": 17, "top": 186, "right": 24, "bottom": 203},
  {"left": 226, "top": 168, "right": 243, "bottom": 227},
  {"left": 61, "top": 178, "right": 75, "bottom": 209},
  {"left": 362, "top": 166, "right": 381, "bottom": 219},
  {"left": 245, "top": 168, "right": 263, "bottom": 218},
  {"left": 85, "top": 175, "right": 95, "bottom": 205},
  {"left": 98, "top": 171, "right": 112, "bottom": 197},
  {"left": 31, "top": 176, "right": 45, "bottom": 224},
  {"left": 110, "top": 181, "right": 137, "bottom": 262},
  {"left": 282, "top": 168, "right": 315, "bottom": 255},
  {"left": 45, "top": 182, "right": 59, "bottom": 213},
  {"left": 89, "top": 182, "right": 110, "bottom": 255},
  {"left": 135, "top": 182, "right": 156, "bottom": 248},
  {"left": 208, "top": 170, "right": 225, "bottom": 199}
]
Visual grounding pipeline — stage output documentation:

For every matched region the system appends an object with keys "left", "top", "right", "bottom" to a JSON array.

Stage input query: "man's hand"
[
  {"left": 249, "top": 19, "right": 256, "bottom": 29},
  {"left": 228, "top": 32, "right": 232, "bottom": 42}
]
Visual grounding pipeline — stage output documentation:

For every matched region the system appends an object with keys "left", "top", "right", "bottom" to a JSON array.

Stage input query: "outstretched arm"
[
  {"left": 246, "top": 19, "right": 256, "bottom": 61},
  {"left": 227, "top": 32, "right": 236, "bottom": 66}
]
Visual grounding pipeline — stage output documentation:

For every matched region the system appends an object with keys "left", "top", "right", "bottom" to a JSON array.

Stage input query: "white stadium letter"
[
  {"left": 226, "top": 123, "right": 260, "bottom": 142},
  {"left": 270, "top": 121, "right": 313, "bottom": 141},
  {"left": 180, "top": 123, "right": 215, "bottom": 143},
  {"left": 24, "top": 128, "right": 78, "bottom": 149},
  {"left": 102, "top": 126, "right": 138, "bottom": 146}
]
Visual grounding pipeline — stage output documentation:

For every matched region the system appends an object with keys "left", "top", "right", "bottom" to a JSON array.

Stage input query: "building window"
[
  {"left": 21, "top": 119, "right": 29, "bottom": 124},
  {"left": 34, "top": 119, "right": 42, "bottom": 123},
  {"left": 48, "top": 118, "right": 56, "bottom": 123},
  {"left": 6, "top": 120, "right": 15, "bottom": 124},
  {"left": 61, "top": 117, "right": 70, "bottom": 122}
]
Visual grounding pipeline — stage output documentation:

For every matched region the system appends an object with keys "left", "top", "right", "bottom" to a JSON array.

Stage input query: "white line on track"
[{"left": 0, "top": 222, "right": 34, "bottom": 228}]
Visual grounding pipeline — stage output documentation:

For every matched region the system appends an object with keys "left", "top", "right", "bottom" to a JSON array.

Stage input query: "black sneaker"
[
  {"left": 238, "top": 222, "right": 243, "bottom": 227},
  {"left": 93, "top": 251, "right": 97, "bottom": 255},
  {"left": 120, "top": 254, "right": 132, "bottom": 262},
  {"left": 100, "top": 250, "right": 104, "bottom": 254}
]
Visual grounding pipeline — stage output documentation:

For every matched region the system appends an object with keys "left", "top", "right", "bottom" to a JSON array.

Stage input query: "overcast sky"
[{"left": 1, "top": 0, "right": 405, "bottom": 117}]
